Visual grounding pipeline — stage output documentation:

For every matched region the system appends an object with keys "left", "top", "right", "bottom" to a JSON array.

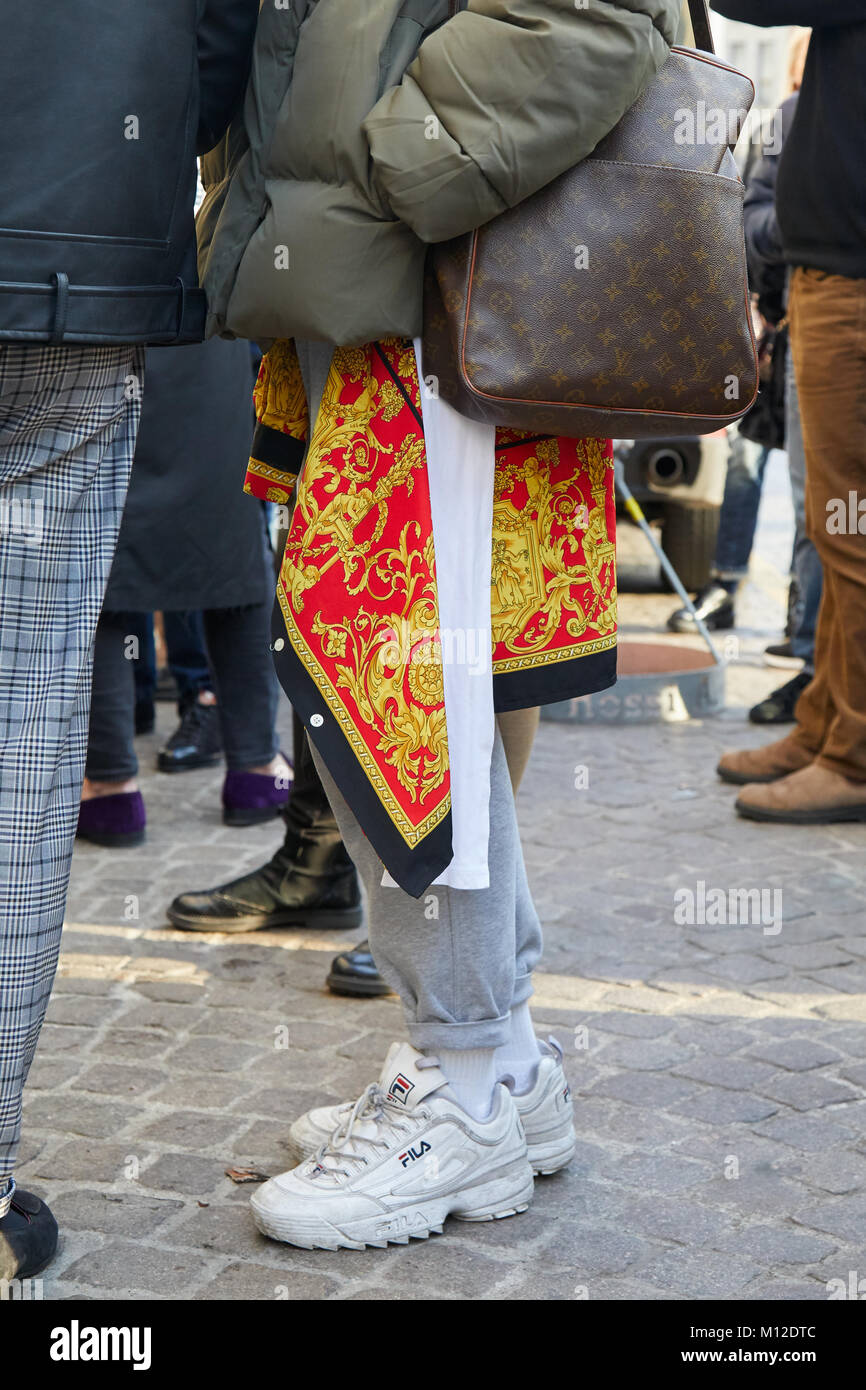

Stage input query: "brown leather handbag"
[{"left": 422, "top": 0, "right": 759, "bottom": 439}]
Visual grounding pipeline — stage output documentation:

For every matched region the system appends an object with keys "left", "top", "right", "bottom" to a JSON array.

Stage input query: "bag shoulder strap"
[
  {"left": 447, "top": 1, "right": 714, "bottom": 55},
  {"left": 688, "top": 0, "right": 715, "bottom": 54}
]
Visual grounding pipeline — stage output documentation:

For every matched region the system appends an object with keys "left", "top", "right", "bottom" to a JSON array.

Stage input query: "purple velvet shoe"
[
  {"left": 222, "top": 759, "right": 293, "bottom": 827},
  {"left": 76, "top": 792, "right": 146, "bottom": 848}
]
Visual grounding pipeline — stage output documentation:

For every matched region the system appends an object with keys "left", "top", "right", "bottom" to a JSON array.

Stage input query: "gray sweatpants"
[
  {"left": 295, "top": 337, "right": 543, "bottom": 1050},
  {"left": 312, "top": 728, "right": 543, "bottom": 1051}
]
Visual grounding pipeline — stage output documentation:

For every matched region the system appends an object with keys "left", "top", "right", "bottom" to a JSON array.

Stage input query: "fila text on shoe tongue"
[{"left": 379, "top": 1043, "right": 446, "bottom": 1112}]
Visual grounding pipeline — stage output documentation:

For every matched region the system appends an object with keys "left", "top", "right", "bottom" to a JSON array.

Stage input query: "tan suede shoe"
[
  {"left": 736, "top": 763, "right": 866, "bottom": 823},
  {"left": 717, "top": 733, "right": 813, "bottom": 786}
]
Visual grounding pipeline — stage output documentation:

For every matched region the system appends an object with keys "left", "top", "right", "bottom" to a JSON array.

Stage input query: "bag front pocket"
[{"left": 461, "top": 160, "right": 757, "bottom": 427}]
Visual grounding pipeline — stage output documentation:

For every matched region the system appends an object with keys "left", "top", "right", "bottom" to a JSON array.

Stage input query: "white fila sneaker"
[
  {"left": 512, "top": 1039, "right": 575, "bottom": 1176},
  {"left": 288, "top": 1038, "right": 575, "bottom": 1177},
  {"left": 252, "top": 1043, "right": 534, "bottom": 1250}
]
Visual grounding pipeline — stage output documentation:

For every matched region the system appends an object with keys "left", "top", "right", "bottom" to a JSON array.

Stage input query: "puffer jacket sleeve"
[{"left": 363, "top": 0, "right": 681, "bottom": 244}]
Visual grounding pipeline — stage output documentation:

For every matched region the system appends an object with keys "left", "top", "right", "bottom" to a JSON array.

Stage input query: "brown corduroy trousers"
[{"left": 789, "top": 267, "right": 866, "bottom": 781}]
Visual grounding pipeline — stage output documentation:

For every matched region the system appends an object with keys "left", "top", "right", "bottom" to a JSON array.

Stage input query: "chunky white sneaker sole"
[
  {"left": 288, "top": 1051, "right": 576, "bottom": 1177},
  {"left": 250, "top": 1156, "right": 534, "bottom": 1250},
  {"left": 256, "top": 1051, "right": 536, "bottom": 1252},
  {"left": 525, "top": 1131, "right": 576, "bottom": 1177}
]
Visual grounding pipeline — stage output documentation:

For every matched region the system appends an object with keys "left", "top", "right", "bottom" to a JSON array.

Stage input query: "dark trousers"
[
  {"left": 86, "top": 601, "right": 280, "bottom": 779},
  {"left": 129, "top": 609, "right": 212, "bottom": 717},
  {"left": 163, "top": 610, "right": 212, "bottom": 703}
]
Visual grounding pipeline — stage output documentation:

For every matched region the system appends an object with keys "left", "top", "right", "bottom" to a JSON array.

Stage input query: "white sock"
[
  {"left": 437, "top": 1047, "right": 498, "bottom": 1121},
  {"left": 494, "top": 1002, "right": 544, "bottom": 1095}
]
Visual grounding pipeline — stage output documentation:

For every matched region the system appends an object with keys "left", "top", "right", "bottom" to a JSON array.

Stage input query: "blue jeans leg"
[
  {"left": 785, "top": 346, "right": 823, "bottom": 669},
  {"left": 713, "top": 431, "right": 771, "bottom": 583},
  {"left": 163, "top": 609, "right": 212, "bottom": 707}
]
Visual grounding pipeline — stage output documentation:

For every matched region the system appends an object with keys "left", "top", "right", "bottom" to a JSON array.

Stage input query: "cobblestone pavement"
[{"left": 18, "top": 457, "right": 866, "bottom": 1300}]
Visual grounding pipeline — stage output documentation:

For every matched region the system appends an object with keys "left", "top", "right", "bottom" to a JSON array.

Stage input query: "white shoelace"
[{"left": 310, "top": 1057, "right": 442, "bottom": 1183}]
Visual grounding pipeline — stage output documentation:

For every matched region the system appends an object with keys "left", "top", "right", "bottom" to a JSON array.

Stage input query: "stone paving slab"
[{"left": 14, "top": 475, "right": 866, "bottom": 1301}]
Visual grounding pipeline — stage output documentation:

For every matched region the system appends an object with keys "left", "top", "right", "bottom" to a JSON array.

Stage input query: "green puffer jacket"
[{"left": 198, "top": 0, "right": 682, "bottom": 347}]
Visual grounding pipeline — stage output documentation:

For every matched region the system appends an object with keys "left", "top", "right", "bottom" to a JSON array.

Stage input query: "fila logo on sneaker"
[
  {"left": 562, "top": 1085, "right": 571, "bottom": 1103},
  {"left": 388, "top": 1073, "right": 415, "bottom": 1104},
  {"left": 375, "top": 1211, "right": 428, "bottom": 1238},
  {"left": 398, "top": 1141, "right": 432, "bottom": 1167}
]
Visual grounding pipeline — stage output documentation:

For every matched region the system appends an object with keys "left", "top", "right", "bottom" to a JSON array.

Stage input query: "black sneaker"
[
  {"left": 0, "top": 1184, "right": 59, "bottom": 1280},
  {"left": 667, "top": 582, "right": 736, "bottom": 634},
  {"left": 764, "top": 639, "right": 806, "bottom": 671},
  {"left": 157, "top": 700, "right": 223, "bottom": 773},
  {"left": 749, "top": 670, "right": 812, "bottom": 725}
]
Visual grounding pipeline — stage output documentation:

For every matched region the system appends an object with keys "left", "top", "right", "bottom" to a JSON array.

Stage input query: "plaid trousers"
[{"left": 0, "top": 342, "right": 144, "bottom": 1181}]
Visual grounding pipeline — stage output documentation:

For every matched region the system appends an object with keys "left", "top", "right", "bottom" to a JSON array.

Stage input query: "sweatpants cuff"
[
  {"left": 511, "top": 972, "right": 534, "bottom": 1008},
  {"left": 407, "top": 1012, "right": 513, "bottom": 1052}
]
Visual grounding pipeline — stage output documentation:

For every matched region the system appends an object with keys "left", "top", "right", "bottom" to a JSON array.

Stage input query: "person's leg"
[
  {"left": 202, "top": 601, "right": 280, "bottom": 771},
  {"left": 733, "top": 270, "right": 866, "bottom": 820},
  {"left": 128, "top": 612, "right": 157, "bottom": 733},
  {"left": 163, "top": 610, "right": 212, "bottom": 707},
  {"left": 497, "top": 706, "right": 541, "bottom": 796},
  {"left": 202, "top": 598, "right": 291, "bottom": 825},
  {"left": 712, "top": 433, "right": 771, "bottom": 587},
  {"left": 272, "top": 716, "right": 573, "bottom": 1235},
  {"left": 0, "top": 342, "right": 143, "bottom": 1198},
  {"left": 326, "top": 707, "right": 542, "bottom": 999},
  {"left": 311, "top": 728, "right": 543, "bottom": 1103},
  {"left": 746, "top": 349, "right": 823, "bottom": 728},
  {"left": 78, "top": 611, "right": 147, "bottom": 847},
  {"left": 84, "top": 612, "right": 139, "bottom": 784},
  {"left": 166, "top": 709, "right": 362, "bottom": 931},
  {"left": 157, "top": 608, "right": 223, "bottom": 774},
  {"left": 668, "top": 434, "right": 769, "bottom": 632},
  {"left": 789, "top": 270, "right": 866, "bottom": 777},
  {"left": 284, "top": 711, "right": 348, "bottom": 860},
  {"left": 784, "top": 344, "right": 823, "bottom": 671}
]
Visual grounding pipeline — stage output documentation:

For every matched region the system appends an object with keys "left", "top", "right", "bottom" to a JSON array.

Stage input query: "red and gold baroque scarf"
[{"left": 244, "top": 338, "right": 617, "bottom": 895}]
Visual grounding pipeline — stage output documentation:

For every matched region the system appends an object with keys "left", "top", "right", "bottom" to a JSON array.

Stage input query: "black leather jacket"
[{"left": 0, "top": 0, "right": 257, "bottom": 346}]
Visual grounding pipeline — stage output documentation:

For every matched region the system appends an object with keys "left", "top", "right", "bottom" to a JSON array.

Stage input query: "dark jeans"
[
  {"left": 129, "top": 610, "right": 211, "bottom": 713},
  {"left": 128, "top": 612, "right": 157, "bottom": 711},
  {"left": 713, "top": 433, "right": 772, "bottom": 583},
  {"left": 86, "top": 601, "right": 280, "bottom": 779},
  {"left": 163, "top": 610, "right": 212, "bottom": 704}
]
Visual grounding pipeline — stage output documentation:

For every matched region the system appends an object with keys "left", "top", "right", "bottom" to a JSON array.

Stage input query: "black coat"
[
  {"left": 0, "top": 0, "right": 258, "bottom": 345},
  {"left": 714, "top": 1, "right": 866, "bottom": 280},
  {"left": 743, "top": 94, "right": 799, "bottom": 326},
  {"left": 105, "top": 337, "right": 274, "bottom": 613}
]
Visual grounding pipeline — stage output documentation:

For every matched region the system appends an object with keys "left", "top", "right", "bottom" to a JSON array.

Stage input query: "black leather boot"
[
  {"left": 167, "top": 716, "right": 363, "bottom": 933},
  {"left": 327, "top": 940, "right": 392, "bottom": 997}
]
